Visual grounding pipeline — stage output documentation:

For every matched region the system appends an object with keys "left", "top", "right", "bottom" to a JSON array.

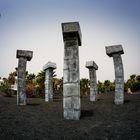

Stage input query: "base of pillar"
[
  {"left": 17, "top": 103, "right": 26, "bottom": 105},
  {"left": 45, "top": 98, "right": 53, "bottom": 102},
  {"left": 17, "top": 99, "right": 26, "bottom": 105},
  {"left": 90, "top": 96, "right": 97, "bottom": 102},
  {"left": 114, "top": 100, "right": 124, "bottom": 105},
  {"left": 64, "top": 109, "right": 80, "bottom": 120}
]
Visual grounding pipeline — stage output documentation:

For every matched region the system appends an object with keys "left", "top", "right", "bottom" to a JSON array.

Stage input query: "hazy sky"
[{"left": 0, "top": 0, "right": 140, "bottom": 82}]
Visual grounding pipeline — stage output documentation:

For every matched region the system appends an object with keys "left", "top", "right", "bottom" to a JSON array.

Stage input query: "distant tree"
[
  {"left": 25, "top": 73, "right": 36, "bottom": 98},
  {"left": 109, "top": 80, "right": 115, "bottom": 92},
  {"left": 8, "top": 72, "right": 16, "bottom": 85},
  {"left": 136, "top": 75, "right": 140, "bottom": 82},
  {"left": 53, "top": 77, "right": 63, "bottom": 95},
  {"left": 2, "top": 70, "right": 18, "bottom": 96},
  {"left": 131, "top": 81, "right": 140, "bottom": 92},
  {"left": 80, "top": 78, "right": 89, "bottom": 96},
  {"left": 130, "top": 74, "right": 136, "bottom": 81},
  {"left": 35, "top": 71, "right": 45, "bottom": 97},
  {"left": 97, "top": 81, "right": 105, "bottom": 93},
  {"left": 126, "top": 74, "right": 140, "bottom": 92},
  {"left": 26, "top": 73, "right": 36, "bottom": 84},
  {"left": 26, "top": 83, "right": 36, "bottom": 98},
  {"left": 1, "top": 77, "right": 12, "bottom": 97},
  {"left": 104, "top": 80, "right": 111, "bottom": 92},
  {"left": 35, "top": 71, "right": 45, "bottom": 85}
]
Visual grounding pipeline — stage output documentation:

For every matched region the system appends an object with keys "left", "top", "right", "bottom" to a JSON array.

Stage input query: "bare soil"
[{"left": 0, "top": 92, "right": 140, "bottom": 140}]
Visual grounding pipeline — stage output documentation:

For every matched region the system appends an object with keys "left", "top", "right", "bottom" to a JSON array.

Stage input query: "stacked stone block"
[
  {"left": 62, "top": 22, "right": 82, "bottom": 120},
  {"left": 105, "top": 45, "right": 124, "bottom": 105},
  {"left": 86, "top": 61, "right": 98, "bottom": 101},
  {"left": 16, "top": 50, "right": 33, "bottom": 105},
  {"left": 43, "top": 62, "right": 56, "bottom": 102}
]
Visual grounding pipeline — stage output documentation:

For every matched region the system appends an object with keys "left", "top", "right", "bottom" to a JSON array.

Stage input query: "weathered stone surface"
[
  {"left": 63, "top": 70, "right": 79, "bottom": 83},
  {"left": 63, "top": 83, "right": 80, "bottom": 97},
  {"left": 16, "top": 50, "right": 33, "bottom": 105},
  {"left": 43, "top": 61, "right": 56, "bottom": 71},
  {"left": 86, "top": 61, "right": 98, "bottom": 70},
  {"left": 16, "top": 50, "right": 33, "bottom": 61},
  {"left": 62, "top": 22, "right": 81, "bottom": 120},
  {"left": 43, "top": 62, "right": 56, "bottom": 102},
  {"left": 62, "top": 22, "right": 82, "bottom": 46},
  {"left": 64, "top": 109, "right": 80, "bottom": 120},
  {"left": 105, "top": 45, "right": 124, "bottom": 105},
  {"left": 63, "top": 96, "right": 80, "bottom": 110},
  {"left": 105, "top": 45, "right": 124, "bottom": 57},
  {"left": 113, "top": 54, "right": 124, "bottom": 104},
  {"left": 86, "top": 61, "right": 98, "bottom": 101}
]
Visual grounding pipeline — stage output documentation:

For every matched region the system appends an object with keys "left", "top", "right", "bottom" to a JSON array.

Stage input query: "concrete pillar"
[
  {"left": 62, "top": 22, "right": 82, "bottom": 120},
  {"left": 86, "top": 61, "right": 98, "bottom": 101},
  {"left": 105, "top": 45, "right": 124, "bottom": 105},
  {"left": 16, "top": 50, "right": 33, "bottom": 105},
  {"left": 43, "top": 62, "right": 56, "bottom": 102}
]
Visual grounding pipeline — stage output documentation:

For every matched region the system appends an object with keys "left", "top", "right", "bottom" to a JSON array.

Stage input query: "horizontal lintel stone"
[
  {"left": 105, "top": 45, "right": 124, "bottom": 57},
  {"left": 85, "top": 61, "right": 98, "bottom": 70},
  {"left": 16, "top": 50, "right": 33, "bottom": 61},
  {"left": 43, "top": 62, "right": 56, "bottom": 71},
  {"left": 62, "top": 22, "right": 82, "bottom": 46}
]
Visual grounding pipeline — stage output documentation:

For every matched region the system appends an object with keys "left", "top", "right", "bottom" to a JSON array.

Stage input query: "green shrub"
[
  {"left": 0, "top": 84, "right": 13, "bottom": 97},
  {"left": 131, "top": 81, "right": 140, "bottom": 92}
]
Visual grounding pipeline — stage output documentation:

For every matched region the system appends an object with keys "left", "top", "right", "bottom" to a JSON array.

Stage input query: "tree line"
[{"left": 0, "top": 69, "right": 140, "bottom": 97}]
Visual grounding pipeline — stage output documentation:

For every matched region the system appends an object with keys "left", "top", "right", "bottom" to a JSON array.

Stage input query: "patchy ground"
[{"left": 0, "top": 92, "right": 140, "bottom": 140}]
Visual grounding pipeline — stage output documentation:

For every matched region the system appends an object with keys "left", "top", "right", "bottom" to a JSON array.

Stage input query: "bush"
[
  {"left": 26, "top": 84, "right": 36, "bottom": 98},
  {"left": 26, "top": 84, "right": 45, "bottom": 98},
  {"left": 35, "top": 86, "right": 45, "bottom": 98},
  {"left": 0, "top": 84, "right": 13, "bottom": 97},
  {"left": 98, "top": 86, "right": 105, "bottom": 93},
  {"left": 131, "top": 81, "right": 140, "bottom": 92}
]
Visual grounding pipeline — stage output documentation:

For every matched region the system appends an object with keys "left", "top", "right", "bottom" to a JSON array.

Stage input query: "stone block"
[
  {"left": 64, "top": 47, "right": 74, "bottom": 59},
  {"left": 16, "top": 50, "right": 33, "bottom": 61},
  {"left": 63, "top": 96, "right": 80, "bottom": 109},
  {"left": 70, "top": 71, "right": 79, "bottom": 82},
  {"left": 63, "top": 83, "right": 80, "bottom": 97},
  {"left": 45, "top": 95, "right": 49, "bottom": 102},
  {"left": 63, "top": 70, "right": 79, "bottom": 83},
  {"left": 64, "top": 108, "right": 80, "bottom": 120},
  {"left": 114, "top": 91, "right": 124, "bottom": 105},
  {"left": 63, "top": 70, "right": 69, "bottom": 83},
  {"left": 62, "top": 22, "right": 82, "bottom": 46},
  {"left": 105, "top": 45, "right": 124, "bottom": 57},
  {"left": 64, "top": 59, "right": 78, "bottom": 70},
  {"left": 65, "top": 39, "right": 79, "bottom": 48},
  {"left": 90, "top": 94, "right": 96, "bottom": 101},
  {"left": 85, "top": 61, "right": 98, "bottom": 70},
  {"left": 43, "top": 61, "right": 56, "bottom": 71}
]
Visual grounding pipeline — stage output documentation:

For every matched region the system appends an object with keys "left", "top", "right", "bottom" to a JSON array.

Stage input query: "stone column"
[
  {"left": 105, "top": 45, "right": 124, "bottom": 105},
  {"left": 62, "top": 22, "right": 82, "bottom": 120},
  {"left": 16, "top": 50, "right": 33, "bottom": 105},
  {"left": 43, "top": 62, "right": 56, "bottom": 102},
  {"left": 86, "top": 61, "right": 98, "bottom": 101}
]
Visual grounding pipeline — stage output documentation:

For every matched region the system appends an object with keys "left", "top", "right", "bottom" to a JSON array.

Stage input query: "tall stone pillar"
[
  {"left": 62, "top": 22, "right": 82, "bottom": 120},
  {"left": 86, "top": 61, "right": 98, "bottom": 101},
  {"left": 16, "top": 50, "right": 33, "bottom": 105},
  {"left": 43, "top": 62, "right": 56, "bottom": 102},
  {"left": 105, "top": 45, "right": 124, "bottom": 105}
]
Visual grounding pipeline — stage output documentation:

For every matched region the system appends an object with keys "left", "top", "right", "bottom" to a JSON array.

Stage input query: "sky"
[{"left": 0, "top": 0, "right": 140, "bottom": 82}]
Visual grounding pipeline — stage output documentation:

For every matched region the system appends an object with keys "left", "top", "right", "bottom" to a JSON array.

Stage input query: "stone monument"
[
  {"left": 62, "top": 22, "right": 82, "bottom": 120},
  {"left": 43, "top": 61, "right": 56, "bottom": 102},
  {"left": 16, "top": 50, "right": 33, "bottom": 105},
  {"left": 105, "top": 45, "right": 124, "bottom": 105},
  {"left": 86, "top": 61, "right": 98, "bottom": 101}
]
